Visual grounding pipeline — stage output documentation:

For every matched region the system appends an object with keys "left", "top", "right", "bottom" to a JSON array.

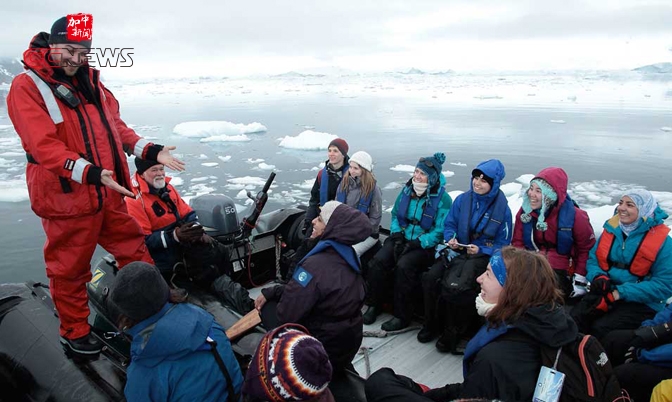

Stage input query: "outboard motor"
[{"left": 190, "top": 194, "right": 240, "bottom": 243}]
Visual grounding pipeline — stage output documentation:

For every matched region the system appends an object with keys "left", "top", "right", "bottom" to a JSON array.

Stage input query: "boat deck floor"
[{"left": 249, "top": 284, "right": 464, "bottom": 388}]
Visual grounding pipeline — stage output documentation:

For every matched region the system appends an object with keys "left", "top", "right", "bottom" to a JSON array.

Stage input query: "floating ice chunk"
[
  {"left": 218, "top": 155, "right": 232, "bottom": 162},
  {"left": 173, "top": 121, "right": 267, "bottom": 138},
  {"left": 587, "top": 205, "right": 618, "bottom": 237},
  {"left": 191, "top": 176, "right": 209, "bottom": 182},
  {"left": 442, "top": 170, "right": 455, "bottom": 178},
  {"left": 383, "top": 182, "right": 402, "bottom": 190},
  {"left": 661, "top": 127, "right": 672, "bottom": 132},
  {"left": 227, "top": 176, "right": 267, "bottom": 186},
  {"left": 390, "top": 164, "right": 415, "bottom": 173},
  {"left": 516, "top": 174, "right": 534, "bottom": 185},
  {"left": 258, "top": 163, "right": 275, "bottom": 170},
  {"left": 168, "top": 177, "right": 183, "bottom": 187},
  {"left": 188, "top": 183, "right": 215, "bottom": 196},
  {"left": 247, "top": 158, "right": 265, "bottom": 164},
  {"left": 200, "top": 135, "right": 251, "bottom": 143},
  {"left": 294, "top": 180, "right": 314, "bottom": 190},
  {"left": 236, "top": 189, "right": 248, "bottom": 199},
  {"left": 448, "top": 190, "right": 464, "bottom": 201},
  {"left": 278, "top": 130, "right": 338, "bottom": 150},
  {"left": 500, "top": 182, "right": 523, "bottom": 198},
  {"left": 0, "top": 180, "right": 28, "bottom": 202},
  {"left": 450, "top": 162, "right": 467, "bottom": 167},
  {"left": 197, "top": 154, "right": 208, "bottom": 160},
  {"left": 201, "top": 162, "right": 219, "bottom": 167},
  {"left": 550, "top": 120, "right": 566, "bottom": 124}
]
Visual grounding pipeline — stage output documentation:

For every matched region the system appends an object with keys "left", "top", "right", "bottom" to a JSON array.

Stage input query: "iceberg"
[
  {"left": 278, "top": 130, "right": 338, "bottom": 150},
  {"left": 173, "top": 121, "right": 267, "bottom": 138}
]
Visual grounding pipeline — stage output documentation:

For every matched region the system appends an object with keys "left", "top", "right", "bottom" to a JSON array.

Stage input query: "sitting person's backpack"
[
  {"left": 539, "top": 334, "right": 629, "bottom": 402},
  {"left": 440, "top": 253, "right": 489, "bottom": 297}
]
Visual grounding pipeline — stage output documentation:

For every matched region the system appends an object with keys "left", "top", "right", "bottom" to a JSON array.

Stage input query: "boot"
[
  {"left": 60, "top": 332, "right": 102, "bottom": 357},
  {"left": 381, "top": 317, "right": 408, "bottom": 332},
  {"left": 417, "top": 325, "right": 439, "bottom": 343},
  {"left": 363, "top": 306, "right": 381, "bottom": 325},
  {"left": 435, "top": 328, "right": 457, "bottom": 353}
]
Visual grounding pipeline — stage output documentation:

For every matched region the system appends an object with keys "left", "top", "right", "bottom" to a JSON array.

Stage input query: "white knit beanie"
[
  {"left": 320, "top": 201, "right": 342, "bottom": 226},
  {"left": 349, "top": 151, "right": 373, "bottom": 172}
]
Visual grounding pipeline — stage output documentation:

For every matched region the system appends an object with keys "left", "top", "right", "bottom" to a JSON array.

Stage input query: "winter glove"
[
  {"left": 624, "top": 346, "right": 639, "bottom": 364},
  {"left": 403, "top": 239, "right": 422, "bottom": 254},
  {"left": 594, "top": 291, "right": 616, "bottom": 313},
  {"left": 631, "top": 321, "right": 672, "bottom": 350},
  {"left": 590, "top": 274, "right": 612, "bottom": 295},
  {"left": 570, "top": 274, "right": 589, "bottom": 298},
  {"left": 390, "top": 232, "right": 405, "bottom": 261},
  {"left": 174, "top": 222, "right": 205, "bottom": 244},
  {"left": 389, "top": 232, "right": 404, "bottom": 244}
]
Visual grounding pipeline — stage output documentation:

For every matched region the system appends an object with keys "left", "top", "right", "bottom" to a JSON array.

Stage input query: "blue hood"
[
  {"left": 471, "top": 159, "right": 506, "bottom": 200},
  {"left": 127, "top": 303, "right": 214, "bottom": 368}
]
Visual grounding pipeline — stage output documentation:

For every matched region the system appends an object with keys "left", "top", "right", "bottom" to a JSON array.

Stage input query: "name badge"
[{"left": 533, "top": 366, "right": 565, "bottom": 402}]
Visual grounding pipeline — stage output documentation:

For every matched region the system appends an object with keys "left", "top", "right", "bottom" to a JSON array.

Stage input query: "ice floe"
[
  {"left": 278, "top": 130, "right": 338, "bottom": 150},
  {"left": 173, "top": 121, "right": 267, "bottom": 138}
]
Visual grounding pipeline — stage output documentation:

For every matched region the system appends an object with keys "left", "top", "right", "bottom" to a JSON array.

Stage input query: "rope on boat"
[
  {"left": 357, "top": 346, "right": 372, "bottom": 378},
  {"left": 275, "top": 235, "right": 283, "bottom": 281},
  {"left": 363, "top": 325, "right": 422, "bottom": 338}
]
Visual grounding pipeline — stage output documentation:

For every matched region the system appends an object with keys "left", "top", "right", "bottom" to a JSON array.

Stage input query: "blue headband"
[{"left": 490, "top": 250, "right": 507, "bottom": 287}]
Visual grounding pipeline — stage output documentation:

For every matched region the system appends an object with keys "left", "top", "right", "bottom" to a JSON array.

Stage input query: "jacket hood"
[
  {"left": 127, "top": 303, "right": 214, "bottom": 368},
  {"left": 22, "top": 31, "right": 92, "bottom": 83},
  {"left": 534, "top": 167, "right": 569, "bottom": 206},
  {"left": 471, "top": 159, "right": 506, "bottom": 199},
  {"left": 513, "top": 304, "right": 578, "bottom": 348},
  {"left": 321, "top": 204, "right": 372, "bottom": 245}
]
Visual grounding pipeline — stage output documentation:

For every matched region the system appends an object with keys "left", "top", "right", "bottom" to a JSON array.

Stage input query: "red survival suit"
[
  {"left": 126, "top": 172, "right": 197, "bottom": 274},
  {"left": 6, "top": 33, "right": 155, "bottom": 340}
]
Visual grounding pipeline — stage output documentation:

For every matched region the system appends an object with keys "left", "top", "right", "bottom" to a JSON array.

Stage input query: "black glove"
[
  {"left": 174, "top": 222, "right": 205, "bottom": 244},
  {"left": 389, "top": 232, "right": 404, "bottom": 244},
  {"left": 404, "top": 239, "right": 422, "bottom": 253},
  {"left": 624, "top": 346, "right": 639, "bottom": 364},
  {"left": 590, "top": 274, "right": 612, "bottom": 295},
  {"left": 570, "top": 294, "right": 609, "bottom": 332},
  {"left": 631, "top": 322, "right": 672, "bottom": 349},
  {"left": 390, "top": 233, "right": 405, "bottom": 262}
]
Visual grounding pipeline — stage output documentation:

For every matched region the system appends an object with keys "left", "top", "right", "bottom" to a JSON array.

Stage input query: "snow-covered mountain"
[
  {"left": 0, "top": 57, "right": 23, "bottom": 85},
  {"left": 633, "top": 62, "right": 672, "bottom": 74}
]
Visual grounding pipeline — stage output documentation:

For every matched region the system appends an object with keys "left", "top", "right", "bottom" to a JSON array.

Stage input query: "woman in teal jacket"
[
  {"left": 363, "top": 152, "right": 453, "bottom": 331},
  {"left": 572, "top": 189, "right": 672, "bottom": 340}
]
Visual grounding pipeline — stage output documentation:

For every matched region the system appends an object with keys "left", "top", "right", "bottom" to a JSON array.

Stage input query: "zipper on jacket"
[{"left": 72, "top": 107, "right": 103, "bottom": 212}]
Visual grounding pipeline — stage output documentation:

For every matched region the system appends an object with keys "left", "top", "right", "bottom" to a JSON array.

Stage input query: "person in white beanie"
[{"left": 335, "top": 151, "right": 383, "bottom": 256}]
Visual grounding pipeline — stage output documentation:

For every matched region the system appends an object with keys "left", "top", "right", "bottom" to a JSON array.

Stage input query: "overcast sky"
[{"left": 2, "top": 0, "right": 671, "bottom": 78}]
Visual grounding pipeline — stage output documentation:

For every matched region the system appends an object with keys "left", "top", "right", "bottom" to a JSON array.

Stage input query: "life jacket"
[
  {"left": 596, "top": 219, "right": 670, "bottom": 277},
  {"left": 318, "top": 163, "right": 349, "bottom": 206},
  {"left": 522, "top": 195, "right": 576, "bottom": 255},
  {"left": 297, "top": 239, "right": 360, "bottom": 273},
  {"left": 335, "top": 184, "right": 374, "bottom": 214},
  {"left": 457, "top": 190, "right": 508, "bottom": 243},
  {"left": 397, "top": 185, "right": 446, "bottom": 232}
]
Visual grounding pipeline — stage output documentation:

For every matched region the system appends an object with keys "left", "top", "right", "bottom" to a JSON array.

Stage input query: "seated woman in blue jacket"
[
  {"left": 572, "top": 189, "right": 672, "bottom": 340},
  {"left": 601, "top": 304, "right": 672, "bottom": 402},
  {"left": 363, "top": 152, "right": 453, "bottom": 331},
  {"left": 108, "top": 262, "right": 243, "bottom": 402},
  {"left": 418, "top": 159, "right": 512, "bottom": 353}
]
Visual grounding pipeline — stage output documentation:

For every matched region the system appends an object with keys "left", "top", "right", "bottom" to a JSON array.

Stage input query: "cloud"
[{"left": 2, "top": 0, "right": 670, "bottom": 77}]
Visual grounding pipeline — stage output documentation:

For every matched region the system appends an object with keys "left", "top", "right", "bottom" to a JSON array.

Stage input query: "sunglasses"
[{"left": 418, "top": 157, "right": 440, "bottom": 173}]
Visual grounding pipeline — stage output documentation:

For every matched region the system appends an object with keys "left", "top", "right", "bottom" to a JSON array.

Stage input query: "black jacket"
[
  {"left": 262, "top": 204, "right": 371, "bottom": 371},
  {"left": 459, "top": 305, "right": 578, "bottom": 401}
]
